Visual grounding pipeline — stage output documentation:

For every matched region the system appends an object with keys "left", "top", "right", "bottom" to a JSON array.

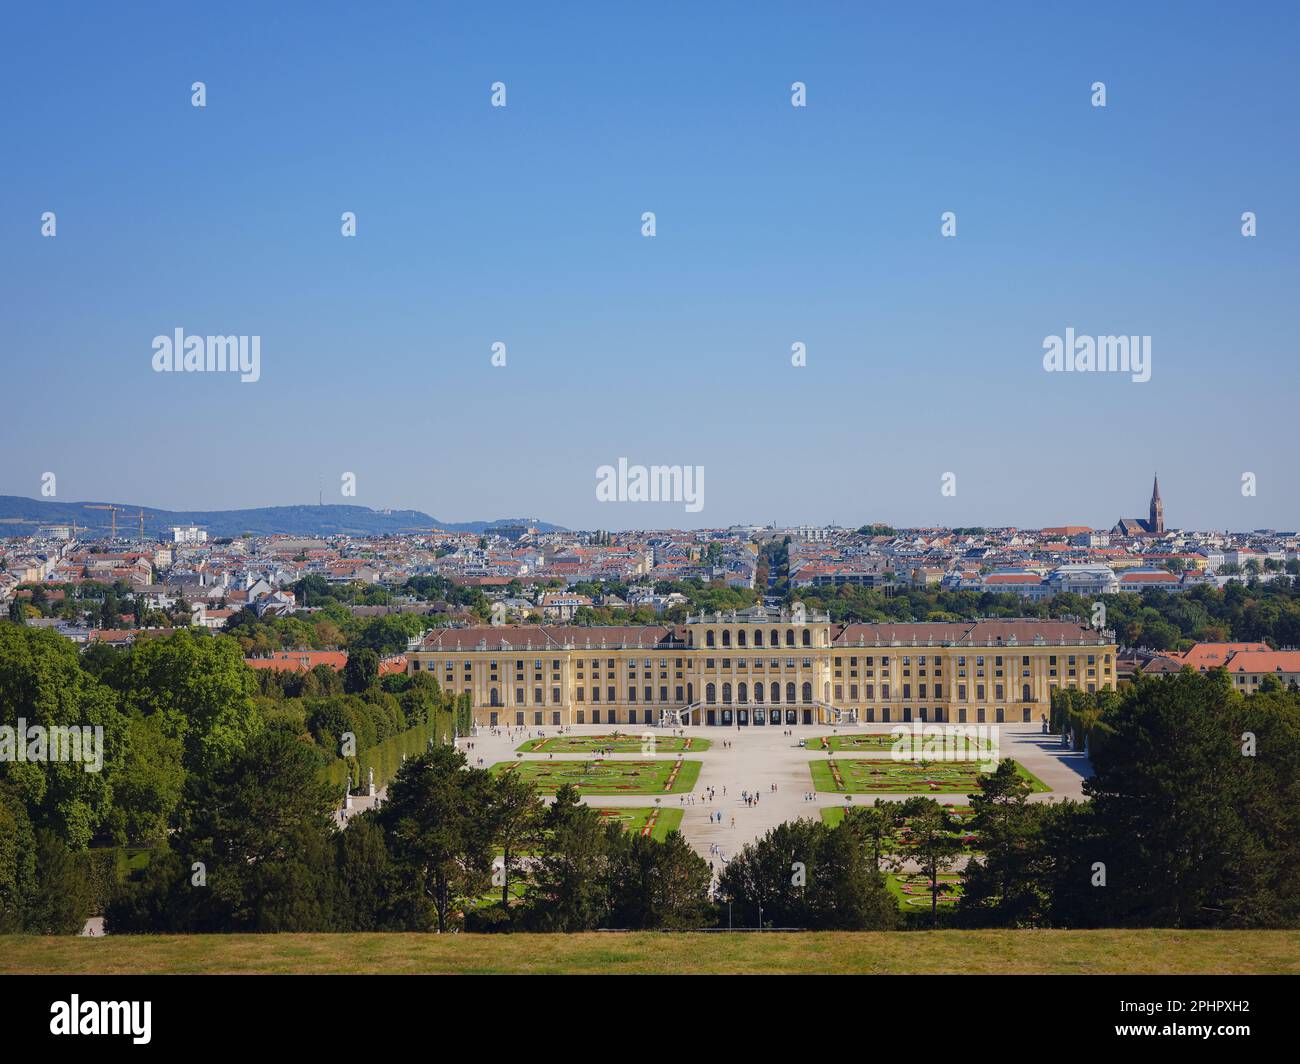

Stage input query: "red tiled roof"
[
  {"left": 1226, "top": 651, "right": 1300, "bottom": 674},
  {"left": 245, "top": 651, "right": 348, "bottom": 672},
  {"left": 1179, "top": 642, "right": 1269, "bottom": 670}
]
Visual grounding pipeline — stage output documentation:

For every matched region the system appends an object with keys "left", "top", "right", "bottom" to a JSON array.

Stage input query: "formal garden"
[
  {"left": 593, "top": 806, "right": 684, "bottom": 841},
  {"left": 808, "top": 758, "right": 1048, "bottom": 794},
  {"left": 810, "top": 732, "right": 995, "bottom": 755},
  {"left": 888, "top": 872, "right": 965, "bottom": 910},
  {"left": 516, "top": 733, "right": 711, "bottom": 754},
  {"left": 492, "top": 758, "right": 702, "bottom": 794}
]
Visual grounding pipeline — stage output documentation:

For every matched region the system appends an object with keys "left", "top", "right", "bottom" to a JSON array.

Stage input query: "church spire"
[{"left": 1149, "top": 473, "right": 1164, "bottom": 534}]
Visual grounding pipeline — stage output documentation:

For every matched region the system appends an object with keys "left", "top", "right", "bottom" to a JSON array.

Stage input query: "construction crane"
[{"left": 84, "top": 503, "right": 122, "bottom": 539}]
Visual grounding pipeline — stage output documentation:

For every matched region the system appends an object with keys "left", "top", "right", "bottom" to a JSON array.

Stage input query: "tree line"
[{"left": 0, "top": 621, "right": 458, "bottom": 932}]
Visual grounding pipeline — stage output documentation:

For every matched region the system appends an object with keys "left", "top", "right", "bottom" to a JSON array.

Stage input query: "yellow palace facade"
[{"left": 407, "top": 605, "right": 1118, "bottom": 729}]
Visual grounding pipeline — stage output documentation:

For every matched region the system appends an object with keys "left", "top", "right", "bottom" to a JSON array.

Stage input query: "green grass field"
[
  {"left": 492, "top": 758, "right": 702, "bottom": 794},
  {"left": 516, "top": 733, "right": 711, "bottom": 754},
  {"left": 4, "top": 931, "right": 1295, "bottom": 974},
  {"left": 809, "top": 732, "right": 996, "bottom": 755},
  {"left": 592, "top": 806, "right": 684, "bottom": 841},
  {"left": 809, "top": 758, "right": 1048, "bottom": 795}
]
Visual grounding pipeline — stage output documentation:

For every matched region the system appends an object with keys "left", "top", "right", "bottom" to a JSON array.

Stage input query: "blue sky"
[{"left": 2, "top": 1, "right": 1297, "bottom": 530}]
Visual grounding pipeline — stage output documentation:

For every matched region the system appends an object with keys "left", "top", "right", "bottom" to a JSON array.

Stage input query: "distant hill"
[{"left": 0, "top": 496, "right": 564, "bottom": 539}]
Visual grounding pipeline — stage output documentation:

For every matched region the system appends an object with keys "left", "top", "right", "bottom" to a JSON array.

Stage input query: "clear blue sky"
[{"left": 2, "top": 1, "right": 1297, "bottom": 531}]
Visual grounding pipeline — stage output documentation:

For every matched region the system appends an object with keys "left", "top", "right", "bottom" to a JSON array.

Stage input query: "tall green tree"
[
  {"left": 343, "top": 648, "right": 380, "bottom": 694},
  {"left": 806, "top": 821, "right": 899, "bottom": 930},
  {"left": 840, "top": 800, "right": 903, "bottom": 872},
  {"left": 0, "top": 789, "right": 36, "bottom": 932},
  {"left": 959, "top": 759, "right": 1049, "bottom": 927},
  {"left": 719, "top": 818, "right": 898, "bottom": 930},
  {"left": 605, "top": 828, "right": 713, "bottom": 929},
  {"left": 525, "top": 784, "right": 612, "bottom": 931},
  {"left": 108, "top": 630, "right": 261, "bottom": 775},
  {"left": 378, "top": 745, "right": 495, "bottom": 932},
  {"left": 717, "top": 818, "right": 822, "bottom": 929},
  {"left": 1077, "top": 671, "right": 1300, "bottom": 928},
  {"left": 165, "top": 728, "right": 339, "bottom": 932},
  {"left": 100, "top": 714, "right": 185, "bottom": 846},
  {"left": 490, "top": 768, "right": 543, "bottom": 907},
  {"left": 332, "top": 812, "right": 392, "bottom": 931},
  {"left": 21, "top": 829, "right": 94, "bottom": 934},
  {"left": 0, "top": 624, "right": 127, "bottom": 847},
  {"left": 895, "top": 797, "right": 964, "bottom": 928}
]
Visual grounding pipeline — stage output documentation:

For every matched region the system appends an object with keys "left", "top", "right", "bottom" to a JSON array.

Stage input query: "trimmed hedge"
[
  {"left": 323, "top": 710, "right": 455, "bottom": 796},
  {"left": 84, "top": 847, "right": 129, "bottom": 916}
]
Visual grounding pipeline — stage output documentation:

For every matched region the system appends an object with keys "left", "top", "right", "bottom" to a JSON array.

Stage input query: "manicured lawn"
[
  {"left": 809, "top": 732, "right": 995, "bottom": 755},
  {"left": 5, "top": 930, "right": 1297, "bottom": 974},
  {"left": 492, "top": 759, "right": 701, "bottom": 794},
  {"left": 517, "top": 733, "right": 711, "bottom": 754},
  {"left": 809, "top": 758, "right": 1048, "bottom": 795},
  {"left": 591, "top": 806, "right": 684, "bottom": 841}
]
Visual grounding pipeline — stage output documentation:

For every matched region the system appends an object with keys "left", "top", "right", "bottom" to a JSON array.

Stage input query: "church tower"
[{"left": 1149, "top": 474, "right": 1164, "bottom": 534}]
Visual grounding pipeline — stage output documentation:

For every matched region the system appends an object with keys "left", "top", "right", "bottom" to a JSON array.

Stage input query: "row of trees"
[
  {"left": 0, "top": 619, "right": 461, "bottom": 933},
  {"left": 224, "top": 605, "right": 431, "bottom": 658},
  {"left": 101, "top": 738, "right": 885, "bottom": 935},
  {"left": 100, "top": 741, "right": 711, "bottom": 934},
  {"left": 993, "top": 669, "right": 1300, "bottom": 929}
]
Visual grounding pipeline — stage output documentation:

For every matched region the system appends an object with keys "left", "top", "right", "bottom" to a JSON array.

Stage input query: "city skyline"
[{"left": 2, "top": 472, "right": 1296, "bottom": 536}]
